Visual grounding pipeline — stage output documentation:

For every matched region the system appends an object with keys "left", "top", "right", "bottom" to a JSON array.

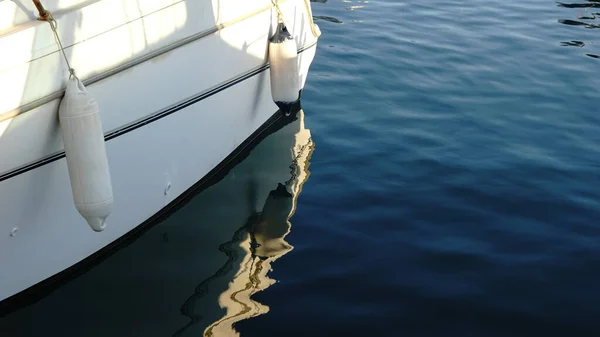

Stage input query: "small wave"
[
  {"left": 560, "top": 40, "right": 586, "bottom": 46},
  {"left": 313, "top": 15, "right": 343, "bottom": 24},
  {"left": 557, "top": 2, "right": 600, "bottom": 8},
  {"left": 557, "top": 2, "right": 600, "bottom": 58},
  {"left": 558, "top": 19, "right": 600, "bottom": 28}
]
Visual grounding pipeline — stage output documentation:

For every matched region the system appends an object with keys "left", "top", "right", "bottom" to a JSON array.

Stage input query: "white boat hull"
[
  {"left": 0, "top": 0, "right": 319, "bottom": 305},
  {"left": 0, "top": 108, "right": 313, "bottom": 336}
]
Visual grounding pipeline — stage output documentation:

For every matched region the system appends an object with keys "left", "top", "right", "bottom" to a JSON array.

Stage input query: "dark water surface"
[{"left": 2, "top": 0, "right": 600, "bottom": 336}]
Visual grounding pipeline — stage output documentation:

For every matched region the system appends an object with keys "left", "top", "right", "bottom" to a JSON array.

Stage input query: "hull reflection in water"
[{"left": 0, "top": 109, "right": 314, "bottom": 337}]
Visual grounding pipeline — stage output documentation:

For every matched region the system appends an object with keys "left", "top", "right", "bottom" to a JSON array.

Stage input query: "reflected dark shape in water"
[
  {"left": 0, "top": 109, "right": 314, "bottom": 337},
  {"left": 314, "top": 15, "right": 343, "bottom": 24},
  {"left": 558, "top": 19, "right": 600, "bottom": 28},
  {"left": 558, "top": 1, "right": 600, "bottom": 59},
  {"left": 561, "top": 40, "right": 586, "bottom": 46},
  {"left": 310, "top": 0, "right": 339, "bottom": 25},
  {"left": 557, "top": 1, "right": 600, "bottom": 8}
]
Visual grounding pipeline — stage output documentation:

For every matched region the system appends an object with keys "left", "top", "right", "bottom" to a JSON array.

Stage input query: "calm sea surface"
[{"left": 2, "top": 0, "right": 600, "bottom": 336}]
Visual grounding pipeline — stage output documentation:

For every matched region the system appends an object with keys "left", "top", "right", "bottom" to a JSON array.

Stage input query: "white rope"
[
  {"left": 302, "top": 0, "right": 322, "bottom": 38},
  {"left": 45, "top": 13, "right": 76, "bottom": 79},
  {"left": 273, "top": 0, "right": 321, "bottom": 37},
  {"left": 272, "top": 0, "right": 284, "bottom": 23}
]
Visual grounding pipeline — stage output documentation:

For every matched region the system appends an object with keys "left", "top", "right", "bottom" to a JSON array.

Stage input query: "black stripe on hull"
[{"left": 0, "top": 44, "right": 315, "bottom": 183}]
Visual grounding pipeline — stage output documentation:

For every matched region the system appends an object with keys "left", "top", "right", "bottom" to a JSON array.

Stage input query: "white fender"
[
  {"left": 268, "top": 22, "right": 300, "bottom": 114},
  {"left": 59, "top": 76, "right": 113, "bottom": 232}
]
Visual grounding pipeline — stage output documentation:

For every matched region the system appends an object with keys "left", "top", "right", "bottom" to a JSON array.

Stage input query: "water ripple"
[
  {"left": 313, "top": 15, "right": 343, "bottom": 24},
  {"left": 557, "top": 1, "right": 600, "bottom": 58},
  {"left": 292, "top": 0, "right": 600, "bottom": 335}
]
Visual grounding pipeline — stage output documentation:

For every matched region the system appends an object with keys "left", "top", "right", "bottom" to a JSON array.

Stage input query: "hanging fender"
[
  {"left": 268, "top": 22, "right": 300, "bottom": 115},
  {"left": 59, "top": 76, "right": 114, "bottom": 232}
]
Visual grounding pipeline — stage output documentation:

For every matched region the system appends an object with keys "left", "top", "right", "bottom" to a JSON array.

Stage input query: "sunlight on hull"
[
  {"left": 0, "top": 28, "right": 35, "bottom": 115},
  {"left": 70, "top": 1, "right": 188, "bottom": 73},
  {"left": 0, "top": 119, "right": 10, "bottom": 138},
  {"left": 0, "top": 0, "right": 189, "bottom": 116},
  {"left": 0, "top": 2, "right": 17, "bottom": 31}
]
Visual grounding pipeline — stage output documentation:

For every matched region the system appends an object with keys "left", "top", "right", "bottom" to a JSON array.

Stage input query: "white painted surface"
[{"left": 0, "top": 0, "right": 318, "bottom": 302}]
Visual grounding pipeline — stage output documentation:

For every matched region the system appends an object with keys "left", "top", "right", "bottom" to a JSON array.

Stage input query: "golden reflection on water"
[
  {"left": 174, "top": 109, "right": 314, "bottom": 337},
  {"left": 205, "top": 114, "right": 313, "bottom": 337}
]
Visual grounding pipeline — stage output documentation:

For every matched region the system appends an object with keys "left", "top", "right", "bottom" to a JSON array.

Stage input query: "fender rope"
[{"left": 32, "top": 1, "right": 76, "bottom": 78}]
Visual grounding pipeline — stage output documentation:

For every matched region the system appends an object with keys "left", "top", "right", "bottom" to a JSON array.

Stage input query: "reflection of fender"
[
  {"left": 251, "top": 183, "right": 294, "bottom": 259},
  {"left": 249, "top": 107, "right": 314, "bottom": 260}
]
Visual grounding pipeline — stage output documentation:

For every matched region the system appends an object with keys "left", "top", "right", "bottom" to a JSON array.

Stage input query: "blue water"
[{"left": 2, "top": 0, "right": 600, "bottom": 336}]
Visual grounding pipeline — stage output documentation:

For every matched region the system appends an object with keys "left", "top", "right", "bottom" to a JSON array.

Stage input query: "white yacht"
[{"left": 0, "top": 0, "right": 319, "bottom": 306}]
